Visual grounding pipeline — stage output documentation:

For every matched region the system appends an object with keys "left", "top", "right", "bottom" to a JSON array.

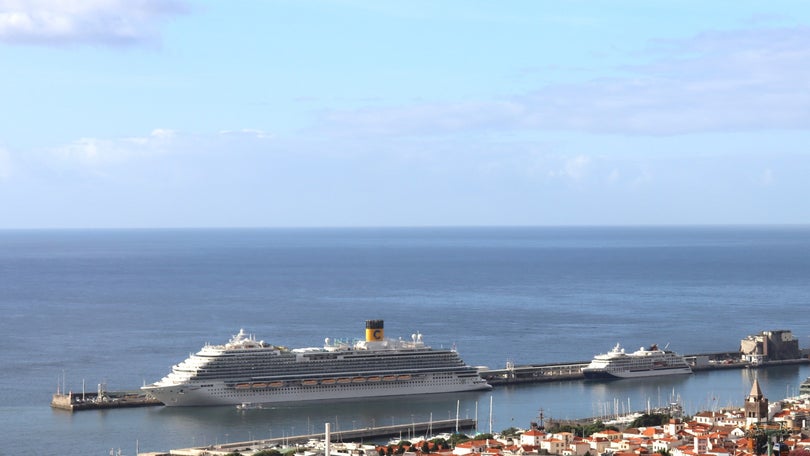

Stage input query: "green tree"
[
  {"left": 448, "top": 433, "right": 470, "bottom": 446},
  {"left": 500, "top": 427, "right": 522, "bottom": 437},
  {"left": 546, "top": 420, "right": 618, "bottom": 438},
  {"left": 630, "top": 413, "right": 671, "bottom": 428},
  {"left": 254, "top": 451, "right": 282, "bottom": 456}
]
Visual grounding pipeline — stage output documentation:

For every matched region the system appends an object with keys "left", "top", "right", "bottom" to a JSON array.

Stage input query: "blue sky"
[{"left": 1, "top": 1, "right": 809, "bottom": 228}]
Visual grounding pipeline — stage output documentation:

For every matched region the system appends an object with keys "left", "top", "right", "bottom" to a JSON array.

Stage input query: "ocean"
[{"left": 1, "top": 226, "right": 809, "bottom": 455}]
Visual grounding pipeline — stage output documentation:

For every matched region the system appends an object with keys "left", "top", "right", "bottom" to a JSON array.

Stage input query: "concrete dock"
[{"left": 51, "top": 390, "right": 162, "bottom": 411}]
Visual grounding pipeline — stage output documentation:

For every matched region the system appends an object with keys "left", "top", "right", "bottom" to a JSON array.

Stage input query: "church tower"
[{"left": 745, "top": 378, "right": 769, "bottom": 428}]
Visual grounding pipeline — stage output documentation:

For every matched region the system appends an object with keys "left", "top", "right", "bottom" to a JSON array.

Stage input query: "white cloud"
[
  {"left": 563, "top": 155, "right": 590, "bottom": 181},
  {"left": 46, "top": 127, "right": 276, "bottom": 172},
  {"left": 0, "top": 0, "right": 189, "bottom": 46},
  {"left": 149, "top": 128, "right": 177, "bottom": 139},
  {"left": 542, "top": 154, "right": 592, "bottom": 182},
  {"left": 52, "top": 129, "right": 181, "bottom": 167},
  {"left": 316, "top": 26, "right": 810, "bottom": 137}
]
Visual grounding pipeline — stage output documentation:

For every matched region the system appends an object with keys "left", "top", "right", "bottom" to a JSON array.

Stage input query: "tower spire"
[
  {"left": 745, "top": 378, "right": 768, "bottom": 428},
  {"left": 749, "top": 378, "right": 763, "bottom": 399}
]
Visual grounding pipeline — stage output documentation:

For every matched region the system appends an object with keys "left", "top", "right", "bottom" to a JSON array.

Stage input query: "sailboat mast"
[{"left": 489, "top": 395, "right": 493, "bottom": 435}]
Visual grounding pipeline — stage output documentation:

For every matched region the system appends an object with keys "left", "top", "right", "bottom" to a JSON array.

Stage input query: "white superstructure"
[
  {"left": 581, "top": 343, "right": 692, "bottom": 380},
  {"left": 142, "top": 320, "right": 491, "bottom": 406}
]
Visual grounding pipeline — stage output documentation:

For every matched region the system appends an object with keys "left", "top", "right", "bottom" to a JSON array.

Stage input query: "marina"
[{"left": 145, "top": 418, "right": 478, "bottom": 456}]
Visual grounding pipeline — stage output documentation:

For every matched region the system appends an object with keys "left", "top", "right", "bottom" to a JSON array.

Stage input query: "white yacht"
[
  {"left": 581, "top": 343, "right": 692, "bottom": 379},
  {"left": 142, "top": 320, "right": 491, "bottom": 406}
]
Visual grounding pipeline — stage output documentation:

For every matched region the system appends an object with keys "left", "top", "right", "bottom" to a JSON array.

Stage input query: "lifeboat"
[
  {"left": 336, "top": 378, "right": 351, "bottom": 384},
  {"left": 397, "top": 375, "right": 412, "bottom": 381},
  {"left": 382, "top": 376, "right": 396, "bottom": 382},
  {"left": 252, "top": 383, "right": 268, "bottom": 389},
  {"left": 302, "top": 379, "right": 318, "bottom": 386},
  {"left": 269, "top": 381, "right": 284, "bottom": 388},
  {"left": 367, "top": 376, "right": 382, "bottom": 382},
  {"left": 352, "top": 377, "right": 366, "bottom": 383},
  {"left": 235, "top": 383, "right": 251, "bottom": 389},
  {"left": 320, "top": 379, "right": 336, "bottom": 385}
]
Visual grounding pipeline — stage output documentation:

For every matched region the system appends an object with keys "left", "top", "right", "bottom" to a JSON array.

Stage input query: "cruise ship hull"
[
  {"left": 144, "top": 375, "right": 491, "bottom": 406},
  {"left": 582, "top": 366, "right": 693, "bottom": 380}
]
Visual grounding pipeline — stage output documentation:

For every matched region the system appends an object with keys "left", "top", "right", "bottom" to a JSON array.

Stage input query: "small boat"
[
  {"left": 336, "top": 378, "right": 351, "bottom": 384},
  {"left": 397, "top": 375, "right": 412, "bottom": 381},
  {"left": 382, "top": 376, "right": 396, "bottom": 382},
  {"left": 302, "top": 380, "right": 318, "bottom": 386},
  {"left": 269, "top": 381, "right": 284, "bottom": 388},
  {"left": 367, "top": 376, "right": 382, "bottom": 382},
  {"left": 320, "top": 379, "right": 336, "bottom": 385},
  {"left": 235, "top": 383, "right": 251, "bottom": 389},
  {"left": 236, "top": 402, "right": 262, "bottom": 410},
  {"left": 252, "top": 383, "right": 268, "bottom": 389},
  {"left": 352, "top": 377, "right": 366, "bottom": 383}
]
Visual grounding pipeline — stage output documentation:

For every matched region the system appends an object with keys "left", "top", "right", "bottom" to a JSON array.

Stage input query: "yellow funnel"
[{"left": 365, "top": 320, "right": 384, "bottom": 341}]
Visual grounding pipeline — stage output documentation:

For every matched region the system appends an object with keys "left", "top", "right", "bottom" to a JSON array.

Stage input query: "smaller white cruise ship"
[{"left": 581, "top": 343, "right": 692, "bottom": 380}]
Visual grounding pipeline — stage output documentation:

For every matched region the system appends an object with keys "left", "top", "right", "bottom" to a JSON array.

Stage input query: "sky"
[{"left": 1, "top": 1, "right": 810, "bottom": 228}]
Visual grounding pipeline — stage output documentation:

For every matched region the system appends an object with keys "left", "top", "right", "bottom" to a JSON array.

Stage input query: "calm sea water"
[{"left": 1, "top": 226, "right": 809, "bottom": 455}]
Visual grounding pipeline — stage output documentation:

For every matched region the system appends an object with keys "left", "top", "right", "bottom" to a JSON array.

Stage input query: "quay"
[
  {"left": 144, "top": 418, "right": 477, "bottom": 456},
  {"left": 479, "top": 352, "right": 810, "bottom": 385},
  {"left": 51, "top": 390, "right": 162, "bottom": 411}
]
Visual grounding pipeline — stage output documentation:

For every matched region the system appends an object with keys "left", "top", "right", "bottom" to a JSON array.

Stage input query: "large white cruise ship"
[
  {"left": 142, "top": 320, "right": 491, "bottom": 406},
  {"left": 581, "top": 343, "right": 692, "bottom": 380}
]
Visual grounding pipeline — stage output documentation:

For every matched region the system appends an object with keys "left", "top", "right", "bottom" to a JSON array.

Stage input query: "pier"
[
  {"left": 479, "top": 352, "right": 810, "bottom": 385},
  {"left": 147, "top": 418, "right": 477, "bottom": 456},
  {"left": 480, "top": 361, "right": 589, "bottom": 385},
  {"left": 51, "top": 390, "right": 162, "bottom": 411}
]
